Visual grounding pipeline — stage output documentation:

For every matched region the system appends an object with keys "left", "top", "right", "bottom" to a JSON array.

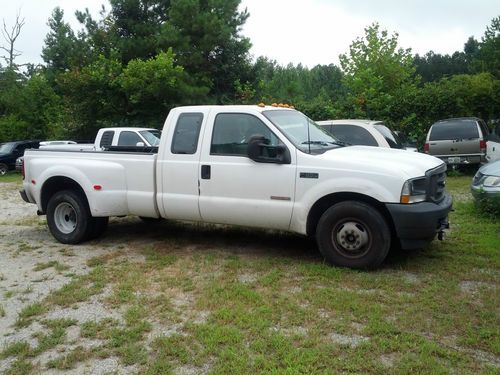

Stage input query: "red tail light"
[
  {"left": 480, "top": 139, "right": 487, "bottom": 152},
  {"left": 21, "top": 158, "right": 25, "bottom": 180},
  {"left": 424, "top": 143, "right": 429, "bottom": 153}
]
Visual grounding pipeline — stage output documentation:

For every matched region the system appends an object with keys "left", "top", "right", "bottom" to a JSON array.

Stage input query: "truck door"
[
  {"left": 198, "top": 111, "right": 296, "bottom": 230},
  {"left": 157, "top": 110, "right": 206, "bottom": 221}
]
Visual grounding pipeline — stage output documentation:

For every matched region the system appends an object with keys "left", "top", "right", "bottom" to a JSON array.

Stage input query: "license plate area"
[{"left": 447, "top": 156, "right": 461, "bottom": 164}]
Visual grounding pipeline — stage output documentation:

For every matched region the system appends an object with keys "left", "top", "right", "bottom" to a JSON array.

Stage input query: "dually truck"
[{"left": 20, "top": 105, "right": 452, "bottom": 269}]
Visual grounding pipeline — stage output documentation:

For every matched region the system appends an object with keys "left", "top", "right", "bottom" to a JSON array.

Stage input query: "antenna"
[{"left": 307, "top": 118, "right": 311, "bottom": 154}]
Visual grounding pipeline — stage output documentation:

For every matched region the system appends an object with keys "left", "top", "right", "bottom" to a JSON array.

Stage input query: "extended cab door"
[
  {"left": 198, "top": 110, "right": 296, "bottom": 230},
  {"left": 157, "top": 109, "right": 208, "bottom": 221}
]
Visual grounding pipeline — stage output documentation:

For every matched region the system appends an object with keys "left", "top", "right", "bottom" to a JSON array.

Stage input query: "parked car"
[
  {"left": 0, "top": 140, "right": 39, "bottom": 175},
  {"left": 316, "top": 120, "right": 414, "bottom": 151},
  {"left": 471, "top": 159, "right": 500, "bottom": 212},
  {"left": 424, "top": 117, "right": 489, "bottom": 166},
  {"left": 21, "top": 105, "right": 453, "bottom": 269},
  {"left": 394, "top": 131, "right": 419, "bottom": 152}
]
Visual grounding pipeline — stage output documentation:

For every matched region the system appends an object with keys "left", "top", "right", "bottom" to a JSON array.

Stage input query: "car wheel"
[
  {"left": 46, "top": 190, "right": 93, "bottom": 244},
  {"left": 0, "top": 163, "right": 7, "bottom": 176},
  {"left": 316, "top": 201, "right": 391, "bottom": 269}
]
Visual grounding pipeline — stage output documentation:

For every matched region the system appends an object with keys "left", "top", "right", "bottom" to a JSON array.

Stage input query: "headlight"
[
  {"left": 483, "top": 176, "right": 500, "bottom": 187},
  {"left": 400, "top": 177, "right": 427, "bottom": 204}
]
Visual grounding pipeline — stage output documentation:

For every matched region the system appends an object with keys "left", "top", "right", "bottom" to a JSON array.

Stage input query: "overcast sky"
[{"left": 1, "top": 0, "right": 498, "bottom": 68}]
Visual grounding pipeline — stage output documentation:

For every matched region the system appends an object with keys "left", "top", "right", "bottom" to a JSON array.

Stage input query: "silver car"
[
  {"left": 425, "top": 117, "right": 489, "bottom": 166},
  {"left": 471, "top": 160, "right": 500, "bottom": 212}
]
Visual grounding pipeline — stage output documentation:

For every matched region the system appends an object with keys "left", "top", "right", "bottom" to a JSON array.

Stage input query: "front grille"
[{"left": 426, "top": 164, "right": 447, "bottom": 203}]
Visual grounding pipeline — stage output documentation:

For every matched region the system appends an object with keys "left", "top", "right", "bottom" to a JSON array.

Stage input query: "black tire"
[
  {"left": 89, "top": 217, "right": 109, "bottom": 240},
  {"left": 0, "top": 163, "right": 8, "bottom": 176},
  {"left": 316, "top": 201, "right": 391, "bottom": 269},
  {"left": 46, "top": 190, "right": 93, "bottom": 244},
  {"left": 139, "top": 216, "right": 163, "bottom": 222}
]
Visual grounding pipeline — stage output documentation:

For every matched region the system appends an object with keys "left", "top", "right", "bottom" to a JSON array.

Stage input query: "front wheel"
[
  {"left": 316, "top": 201, "right": 391, "bottom": 269},
  {"left": 0, "top": 163, "right": 8, "bottom": 176},
  {"left": 46, "top": 190, "right": 93, "bottom": 244}
]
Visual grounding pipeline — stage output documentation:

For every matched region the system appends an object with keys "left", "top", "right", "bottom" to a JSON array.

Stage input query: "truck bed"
[{"left": 23, "top": 149, "right": 159, "bottom": 218}]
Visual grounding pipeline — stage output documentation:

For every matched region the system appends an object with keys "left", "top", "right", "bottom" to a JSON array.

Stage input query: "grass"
[
  {"left": 33, "top": 260, "right": 70, "bottom": 272},
  {"left": 3, "top": 173, "right": 499, "bottom": 374},
  {"left": 0, "top": 171, "right": 22, "bottom": 184}
]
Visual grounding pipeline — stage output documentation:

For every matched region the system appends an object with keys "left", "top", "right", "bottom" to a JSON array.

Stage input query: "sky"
[{"left": 0, "top": 0, "right": 498, "bottom": 68}]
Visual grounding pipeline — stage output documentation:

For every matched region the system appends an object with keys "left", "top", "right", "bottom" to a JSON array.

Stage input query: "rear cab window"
[
  {"left": 430, "top": 120, "right": 479, "bottom": 141},
  {"left": 100, "top": 131, "right": 115, "bottom": 148},
  {"left": 171, "top": 113, "right": 204, "bottom": 154}
]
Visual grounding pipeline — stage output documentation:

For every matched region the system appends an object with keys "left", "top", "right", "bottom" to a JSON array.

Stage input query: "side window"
[
  {"left": 118, "top": 131, "right": 142, "bottom": 146},
  {"left": 171, "top": 113, "right": 203, "bottom": 154},
  {"left": 330, "top": 125, "right": 378, "bottom": 146},
  {"left": 100, "top": 131, "right": 115, "bottom": 148},
  {"left": 211, "top": 113, "right": 279, "bottom": 156}
]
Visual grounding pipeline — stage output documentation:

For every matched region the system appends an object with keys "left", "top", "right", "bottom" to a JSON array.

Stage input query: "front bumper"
[
  {"left": 471, "top": 185, "right": 500, "bottom": 210},
  {"left": 385, "top": 193, "right": 453, "bottom": 250}
]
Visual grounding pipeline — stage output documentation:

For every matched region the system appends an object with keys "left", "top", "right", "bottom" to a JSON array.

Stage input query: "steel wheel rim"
[
  {"left": 0, "top": 166, "right": 6, "bottom": 175},
  {"left": 332, "top": 220, "right": 370, "bottom": 258},
  {"left": 54, "top": 202, "right": 77, "bottom": 234}
]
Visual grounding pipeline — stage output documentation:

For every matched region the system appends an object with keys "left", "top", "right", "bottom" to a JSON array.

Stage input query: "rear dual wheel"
[
  {"left": 316, "top": 201, "right": 390, "bottom": 269},
  {"left": 47, "top": 190, "right": 108, "bottom": 244}
]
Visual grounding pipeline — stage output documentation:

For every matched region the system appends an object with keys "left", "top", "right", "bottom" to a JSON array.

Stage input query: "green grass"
[
  {"left": 33, "top": 260, "right": 70, "bottom": 272},
  {"left": 0, "top": 171, "right": 22, "bottom": 184},
  {"left": 4, "top": 174, "right": 499, "bottom": 374}
]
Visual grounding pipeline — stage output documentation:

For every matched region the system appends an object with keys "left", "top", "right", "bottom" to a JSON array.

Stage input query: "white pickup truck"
[{"left": 20, "top": 105, "right": 452, "bottom": 269}]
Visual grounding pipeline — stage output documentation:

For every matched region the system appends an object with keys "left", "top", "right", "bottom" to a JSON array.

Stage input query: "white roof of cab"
[{"left": 316, "top": 119, "right": 385, "bottom": 127}]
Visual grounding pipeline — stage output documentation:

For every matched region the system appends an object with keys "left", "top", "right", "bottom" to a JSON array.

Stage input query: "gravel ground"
[{"left": 0, "top": 182, "right": 139, "bottom": 374}]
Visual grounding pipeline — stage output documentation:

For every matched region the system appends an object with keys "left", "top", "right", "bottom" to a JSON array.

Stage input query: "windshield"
[
  {"left": 0, "top": 142, "right": 15, "bottom": 153},
  {"left": 373, "top": 125, "right": 404, "bottom": 149},
  {"left": 263, "top": 110, "right": 343, "bottom": 153},
  {"left": 139, "top": 130, "right": 161, "bottom": 146}
]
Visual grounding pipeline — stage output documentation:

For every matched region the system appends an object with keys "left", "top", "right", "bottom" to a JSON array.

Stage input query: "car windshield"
[
  {"left": 0, "top": 142, "right": 15, "bottom": 153},
  {"left": 262, "top": 110, "right": 344, "bottom": 153},
  {"left": 430, "top": 120, "right": 479, "bottom": 141},
  {"left": 373, "top": 125, "right": 404, "bottom": 149},
  {"left": 139, "top": 130, "right": 161, "bottom": 146}
]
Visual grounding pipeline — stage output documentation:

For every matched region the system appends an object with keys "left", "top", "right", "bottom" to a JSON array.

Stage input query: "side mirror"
[
  {"left": 248, "top": 135, "right": 291, "bottom": 164},
  {"left": 136, "top": 141, "right": 145, "bottom": 147}
]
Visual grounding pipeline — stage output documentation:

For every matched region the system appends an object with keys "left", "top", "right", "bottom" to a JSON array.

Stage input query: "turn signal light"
[{"left": 424, "top": 143, "right": 429, "bottom": 153}]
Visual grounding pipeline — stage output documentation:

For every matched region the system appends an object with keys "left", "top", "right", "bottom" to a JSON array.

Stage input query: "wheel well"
[
  {"left": 40, "top": 176, "right": 87, "bottom": 214},
  {"left": 306, "top": 192, "right": 396, "bottom": 237}
]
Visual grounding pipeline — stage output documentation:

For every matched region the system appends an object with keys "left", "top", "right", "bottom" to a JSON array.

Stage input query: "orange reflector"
[
  {"left": 400, "top": 195, "right": 410, "bottom": 204},
  {"left": 93, "top": 185, "right": 102, "bottom": 191}
]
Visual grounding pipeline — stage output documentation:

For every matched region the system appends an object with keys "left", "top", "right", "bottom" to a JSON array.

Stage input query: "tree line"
[{"left": 0, "top": 0, "right": 498, "bottom": 146}]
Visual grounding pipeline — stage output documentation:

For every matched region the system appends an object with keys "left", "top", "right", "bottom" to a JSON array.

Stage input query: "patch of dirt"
[
  {"left": 459, "top": 280, "right": 497, "bottom": 294},
  {"left": 329, "top": 332, "right": 369, "bottom": 347}
]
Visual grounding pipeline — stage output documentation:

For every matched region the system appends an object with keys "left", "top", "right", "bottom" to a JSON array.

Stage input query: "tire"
[
  {"left": 89, "top": 217, "right": 109, "bottom": 240},
  {"left": 46, "top": 190, "right": 93, "bottom": 244},
  {"left": 139, "top": 216, "right": 163, "bottom": 222},
  {"left": 0, "top": 163, "right": 7, "bottom": 176},
  {"left": 316, "top": 201, "right": 391, "bottom": 269}
]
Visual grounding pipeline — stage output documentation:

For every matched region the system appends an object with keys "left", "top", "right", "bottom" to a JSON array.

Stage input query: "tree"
[
  {"left": 339, "top": 23, "right": 419, "bottom": 123},
  {"left": 42, "top": 7, "right": 89, "bottom": 77},
  {"left": 474, "top": 16, "right": 500, "bottom": 77},
  {"left": 0, "top": 11, "right": 25, "bottom": 69}
]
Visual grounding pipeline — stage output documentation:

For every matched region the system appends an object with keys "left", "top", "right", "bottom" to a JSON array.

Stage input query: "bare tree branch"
[{"left": 1, "top": 10, "right": 25, "bottom": 69}]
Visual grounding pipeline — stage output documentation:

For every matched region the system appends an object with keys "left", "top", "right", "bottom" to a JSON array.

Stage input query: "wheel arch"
[
  {"left": 40, "top": 176, "right": 89, "bottom": 214},
  {"left": 306, "top": 192, "right": 396, "bottom": 238}
]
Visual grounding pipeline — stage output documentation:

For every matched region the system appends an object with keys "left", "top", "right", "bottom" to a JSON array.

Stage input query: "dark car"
[{"left": 0, "top": 141, "right": 40, "bottom": 175}]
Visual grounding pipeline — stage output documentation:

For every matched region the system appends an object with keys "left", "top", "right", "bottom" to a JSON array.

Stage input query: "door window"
[
  {"left": 211, "top": 113, "right": 280, "bottom": 156},
  {"left": 171, "top": 113, "right": 203, "bottom": 154},
  {"left": 330, "top": 124, "right": 378, "bottom": 146},
  {"left": 118, "top": 131, "right": 142, "bottom": 146}
]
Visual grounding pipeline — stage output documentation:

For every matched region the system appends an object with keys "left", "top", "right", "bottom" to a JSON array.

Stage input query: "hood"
[
  {"left": 317, "top": 146, "right": 444, "bottom": 178},
  {"left": 479, "top": 159, "right": 500, "bottom": 176}
]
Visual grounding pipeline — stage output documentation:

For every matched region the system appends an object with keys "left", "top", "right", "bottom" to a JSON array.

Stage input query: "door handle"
[{"left": 201, "top": 165, "right": 211, "bottom": 179}]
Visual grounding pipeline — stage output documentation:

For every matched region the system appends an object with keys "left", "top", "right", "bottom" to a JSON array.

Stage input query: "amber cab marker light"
[{"left": 257, "top": 103, "right": 265, "bottom": 107}]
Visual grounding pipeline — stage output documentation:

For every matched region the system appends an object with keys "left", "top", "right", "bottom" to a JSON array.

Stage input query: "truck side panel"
[{"left": 24, "top": 151, "right": 157, "bottom": 217}]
